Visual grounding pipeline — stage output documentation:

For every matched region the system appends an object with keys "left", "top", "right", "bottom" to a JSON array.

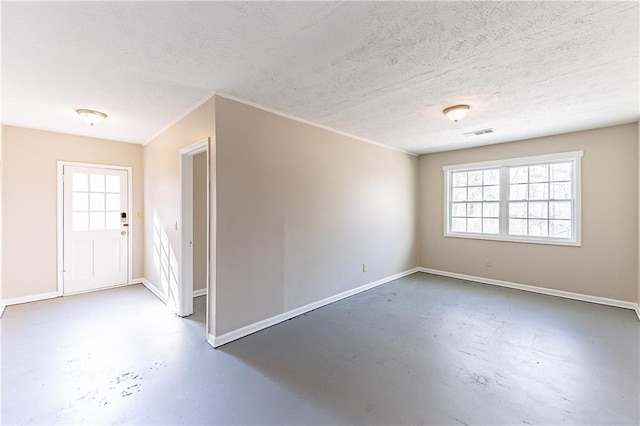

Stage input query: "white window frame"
[{"left": 443, "top": 151, "right": 583, "bottom": 246}]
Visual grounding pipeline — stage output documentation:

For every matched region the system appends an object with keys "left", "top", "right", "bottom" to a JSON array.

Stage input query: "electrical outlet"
[
  {"left": 485, "top": 259, "right": 492, "bottom": 267},
  {"left": 362, "top": 263, "right": 367, "bottom": 272}
]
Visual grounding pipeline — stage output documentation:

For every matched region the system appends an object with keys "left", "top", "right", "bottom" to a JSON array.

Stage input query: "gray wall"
[
  {"left": 419, "top": 123, "right": 639, "bottom": 302},
  {"left": 2, "top": 125, "right": 144, "bottom": 300},
  {"left": 143, "top": 97, "right": 216, "bottom": 310},
  {"left": 214, "top": 96, "right": 419, "bottom": 335}
]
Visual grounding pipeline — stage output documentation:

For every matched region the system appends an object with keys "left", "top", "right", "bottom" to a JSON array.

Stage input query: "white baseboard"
[
  {"left": 1, "top": 291, "right": 60, "bottom": 308},
  {"left": 635, "top": 305, "right": 640, "bottom": 321},
  {"left": 208, "top": 267, "right": 421, "bottom": 348},
  {"left": 419, "top": 268, "right": 640, "bottom": 316},
  {"left": 0, "top": 303, "right": 5, "bottom": 318},
  {"left": 136, "top": 277, "right": 169, "bottom": 305},
  {"left": 193, "top": 288, "right": 207, "bottom": 298}
]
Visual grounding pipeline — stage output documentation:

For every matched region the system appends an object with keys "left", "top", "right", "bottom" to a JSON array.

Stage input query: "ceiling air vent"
[{"left": 463, "top": 128, "right": 494, "bottom": 137}]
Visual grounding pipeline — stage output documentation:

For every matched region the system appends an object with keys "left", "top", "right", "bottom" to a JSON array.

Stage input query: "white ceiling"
[{"left": 2, "top": 1, "right": 638, "bottom": 154}]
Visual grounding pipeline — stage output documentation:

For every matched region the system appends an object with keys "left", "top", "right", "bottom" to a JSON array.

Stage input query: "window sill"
[{"left": 444, "top": 232, "right": 581, "bottom": 247}]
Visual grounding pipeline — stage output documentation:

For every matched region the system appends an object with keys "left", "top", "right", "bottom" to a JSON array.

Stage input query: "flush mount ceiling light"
[
  {"left": 443, "top": 104, "right": 470, "bottom": 123},
  {"left": 76, "top": 109, "right": 108, "bottom": 126}
]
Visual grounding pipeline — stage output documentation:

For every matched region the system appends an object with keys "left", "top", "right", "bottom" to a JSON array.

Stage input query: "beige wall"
[
  {"left": 214, "top": 96, "right": 419, "bottom": 335},
  {"left": 142, "top": 97, "right": 215, "bottom": 309},
  {"left": 193, "top": 151, "right": 207, "bottom": 292},
  {"left": 1, "top": 125, "right": 144, "bottom": 300},
  {"left": 419, "top": 123, "right": 639, "bottom": 302}
]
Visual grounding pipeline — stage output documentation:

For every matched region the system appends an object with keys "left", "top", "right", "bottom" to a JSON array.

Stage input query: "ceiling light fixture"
[
  {"left": 76, "top": 109, "right": 108, "bottom": 126},
  {"left": 443, "top": 104, "right": 470, "bottom": 123}
]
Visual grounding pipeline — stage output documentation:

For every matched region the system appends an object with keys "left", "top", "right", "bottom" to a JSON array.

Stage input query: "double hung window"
[{"left": 444, "top": 151, "right": 582, "bottom": 246}]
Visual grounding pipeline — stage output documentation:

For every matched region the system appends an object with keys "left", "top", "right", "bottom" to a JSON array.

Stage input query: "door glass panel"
[
  {"left": 90, "top": 174, "right": 105, "bottom": 192},
  {"left": 73, "top": 173, "right": 88, "bottom": 191},
  {"left": 72, "top": 212, "right": 89, "bottom": 231},
  {"left": 106, "top": 212, "right": 121, "bottom": 230},
  {"left": 90, "top": 212, "right": 105, "bottom": 230},
  {"left": 106, "top": 175, "right": 120, "bottom": 193},
  {"left": 105, "top": 194, "right": 120, "bottom": 211},
  {"left": 72, "top": 192, "right": 89, "bottom": 211},
  {"left": 90, "top": 193, "right": 105, "bottom": 211}
]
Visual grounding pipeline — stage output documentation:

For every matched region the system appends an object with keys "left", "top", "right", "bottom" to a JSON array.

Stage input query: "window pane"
[
  {"left": 90, "top": 193, "right": 105, "bottom": 211},
  {"left": 483, "top": 202, "right": 499, "bottom": 218},
  {"left": 468, "top": 218, "right": 482, "bottom": 233},
  {"left": 551, "top": 182, "right": 571, "bottom": 200},
  {"left": 72, "top": 192, "right": 88, "bottom": 211},
  {"left": 106, "top": 194, "right": 120, "bottom": 211},
  {"left": 452, "top": 188, "right": 467, "bottom": 202},
  {"left": 451, "top": 203, "right": 467, "bottom": 217},
  {"left": 451, "top": 218, "right": 466, "bottom": 232},
  {"left": 106, "top": 212, "right": 120, "bottom": 230},
  {"left": 510, "top": 167, "right": 528, "bottom": 184},
  {"left": 447, "top": 154, "right": 578, "bottom": 243},
  {"left": 452, "top": 172, "right": 467, "bottom": 187},
  {"left": 90, "top": 212, "right": 105, "bottom": 230},
  {"left": 468, "top": 171, "right": 483, "bottom": 186},
  {"left": 550, "top": 163, "right": 572, "bottom": 181},
  {"left": 549, "top": 201, "right": 572, "bottom": 219},
  {"left": 528, "top": 201, "right": 548, "bottom": 219},
  {"left": 550, "top": 220, "right": 572, "bottom": 238},
  {"left": 468, "top": 203, "right": 482, "bottom": 217},
  {"left": 483, "top": 169, "right": 500, "bottom": 185},
  {"left": 529, "top": 219, "right": 548, "bottom": 237},
  {"left": 529, "top": 165, "right": 548, "bottom": 183},
  {"left": 468, "top": 186, "right": 482, "bottom": 201},
  {"left": 73, "top": 173, "right": 88, "bottom": 191},
  {"left": 509, "top": 219, "right": 527, "bottom": 235},
  {"left": 509, "top": 202, "right": 527, "bottom": 218},
  {"left": 72, "top": 212, "right": 89, "bottom": 231},
  {"left": 483, "top": 185, "right": 500, "bottom": 201},
  {"left": 90, "top": 174, "right": 105, "bottom": 192},
  {"left": 529, "top": 183, "right": 549, "bottom": 200},
  {"left": 483, "top": 218, "right": 499, "bottom": 234},
  {"left": 106, "top": 175, "right": 120, "bottom": 193},
  {"left": 510, "top": 184, "right": 528, "bottom": 200}
]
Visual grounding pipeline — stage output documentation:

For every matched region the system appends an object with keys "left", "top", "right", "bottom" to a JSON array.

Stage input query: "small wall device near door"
[{"left": 59, "top": 163, "right": 131, "bottom": 295}]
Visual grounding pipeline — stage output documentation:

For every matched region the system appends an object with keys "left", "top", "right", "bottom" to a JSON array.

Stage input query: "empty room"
[{"left": 1, "top": 1, "right": 639, "bottom": 425}]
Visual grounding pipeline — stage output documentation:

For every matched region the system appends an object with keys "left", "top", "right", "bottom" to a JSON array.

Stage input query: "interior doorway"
[
  {"left": 179, "top": 139, "right": 210, "bottom": 332},
  {"left": 58, "top": 162, "right": 132, "bottom": 295}
]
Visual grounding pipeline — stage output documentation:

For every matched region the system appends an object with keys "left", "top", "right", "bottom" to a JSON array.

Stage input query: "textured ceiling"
[{"left": 2, "top": 1, "right": 638, "bottom": 154}]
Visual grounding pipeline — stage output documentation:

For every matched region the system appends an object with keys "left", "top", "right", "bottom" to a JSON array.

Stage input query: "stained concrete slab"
[{"left": 2, "top": 272, "right": 638, "bottom": 424}]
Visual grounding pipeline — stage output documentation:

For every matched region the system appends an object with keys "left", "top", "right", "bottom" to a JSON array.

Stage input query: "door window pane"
[
  {"left": 72, "top": 212, "right": 89, "bottom": 231},
  {"left": 72, "top": 192, "right": 89, "bottom": 211},
  {"left": 105, "top": 194, "right": 120, "bottom": 211},
  {"left": 73, "top": 173, "right": 88, "bottom": 191},
  {"left": 106, "top": 175, "right": 120, "bottom": 193},
  {"left": 90, "top": 212, "right": 105, "bottom": 230},
  {"left": 90, "top": 193, "right": 105, "bottom": 211},
  {"left": 90, "top": 174, "right": 105, "bottom": 192},
  {"left": 106, "top": 212, "right": 121, "bottom": 230}
]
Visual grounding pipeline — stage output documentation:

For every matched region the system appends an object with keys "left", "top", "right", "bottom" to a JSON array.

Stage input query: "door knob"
[{"left": 121, "top": 231, "right": 127, "bottom": 235}]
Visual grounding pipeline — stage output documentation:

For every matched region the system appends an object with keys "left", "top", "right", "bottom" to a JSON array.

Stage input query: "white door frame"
[
  {"left": 57, "top": 161, "right": 133, "bottom": 295},
  {"left": 179, "top": 138, "right": 211, "bottom": 325}
]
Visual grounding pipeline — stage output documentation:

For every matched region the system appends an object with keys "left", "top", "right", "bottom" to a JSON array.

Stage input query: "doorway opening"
[
  {"left": 179, "top": 139, "right": 211, "bottom": 337},
  {"left": 57, "top": 162, "right": 133, "bottom": 296}
]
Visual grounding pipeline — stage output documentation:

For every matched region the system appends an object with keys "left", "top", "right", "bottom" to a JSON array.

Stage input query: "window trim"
[{"left": 443, "top": 151, "right": 583, "bottom": 246}]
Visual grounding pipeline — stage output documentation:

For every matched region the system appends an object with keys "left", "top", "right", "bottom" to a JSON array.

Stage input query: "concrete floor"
[{"left": 2, "top": 272, "right": 639, "bottom": 425}]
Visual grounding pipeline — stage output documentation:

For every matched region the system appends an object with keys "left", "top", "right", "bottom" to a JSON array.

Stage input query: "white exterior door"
[{"left": 63, "top": 166, "right": 129, "bottom": 294}]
